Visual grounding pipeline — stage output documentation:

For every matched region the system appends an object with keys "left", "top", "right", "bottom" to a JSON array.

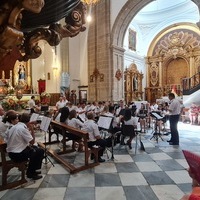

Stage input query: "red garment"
[
  {"left": 189, "top": 194, "right": 200, "bottom": 200},
  {"left": 189, "top": 187, "right": 200, "bottom": 200}
]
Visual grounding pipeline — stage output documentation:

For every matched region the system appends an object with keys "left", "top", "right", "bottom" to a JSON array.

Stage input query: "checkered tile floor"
[{"left": 1, "top": 122, "right": 200, "bottom": 200}]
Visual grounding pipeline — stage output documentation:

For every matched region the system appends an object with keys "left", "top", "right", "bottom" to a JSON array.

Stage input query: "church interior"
[
  {"left": 0, "top": 0, "right": 200, "bottom": 199},
  {"left": 1, "top": 0, "right": 200, "bottom": 107}
]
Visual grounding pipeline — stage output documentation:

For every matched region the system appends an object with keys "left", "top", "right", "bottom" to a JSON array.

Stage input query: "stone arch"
[
  {"left": 111, "top": 0, "right": 153, "bottom": 48},
  {"left": 111, "top": 0, "right": 200, "bottom": 48},
  {"left": 110, "top": 0, "right": 200, "bottom": 101}
]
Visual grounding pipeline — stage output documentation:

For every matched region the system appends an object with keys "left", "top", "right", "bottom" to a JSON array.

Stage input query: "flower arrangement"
[
  {"left": 1, "top": 98, "right": 27, "bottom": 110},
  {"left": 41, "top": 91, "right": 51, "bottom": 98},
  {"left": 40, "top": 91, "right": 51, "bottom": 105},
  {"left": 7, "top": 86, "right": 15, "bottom": 95}
]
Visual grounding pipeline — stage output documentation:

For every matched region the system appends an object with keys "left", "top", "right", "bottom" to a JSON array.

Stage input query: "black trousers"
[
  {"left": 88, "top": 139, "right": 107, "bottom": 158},
  {"left": 9, "top": 145, "right": 44, "bottom": 175},
  {"left": 169, "top": 114, "right": 180, "bottom": 143}
]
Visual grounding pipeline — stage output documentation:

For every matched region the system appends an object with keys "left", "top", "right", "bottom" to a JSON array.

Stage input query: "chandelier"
[{"left": 81, "top": 0, "right": 100, "bottom": 4}]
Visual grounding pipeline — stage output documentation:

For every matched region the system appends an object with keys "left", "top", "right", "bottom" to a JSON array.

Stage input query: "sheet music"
[
  {"left": 97, "top": 116, "right": 113, "bottom": 130},
  {"left": 151, "top": 112, "right": 163, "bottom": 120},
  {"left": 30, "top": 113, "right": 39, "bottom": 122},
  {"left": 40, "top": 116, "right": 51, "bottom": 132}
]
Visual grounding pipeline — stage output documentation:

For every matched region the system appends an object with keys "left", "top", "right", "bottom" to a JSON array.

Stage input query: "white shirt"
[
  {"left": 28, "top": 99, "right": 35, "bottom": 108},
  {"left": 56, "top": 101, "right": 66, "bottom": 110},
  {"left": 6, "top": 122, "right": 33, "bottom": 153},
  {"left": 169, "top": 99, "right": 181, "bottom": 115},
  {"left": 82, "top": 119, "right": 100, "bottom": 142},
  {"left": 68, "top": 118, "right": 84, "bottom": 129},
  {"left": 55, "top": 113, "right": 61, "bottom": 122},
  {"left": 77, "top": 107, "right": 87, "bottom": 122}
]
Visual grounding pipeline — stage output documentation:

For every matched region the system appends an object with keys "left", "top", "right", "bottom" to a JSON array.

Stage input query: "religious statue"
[
  {"left": 133, "top": 75, "right": 138, "bottom": 91},
  {"left": 18, "top": 64, "right": 26, "bottom": 81}
]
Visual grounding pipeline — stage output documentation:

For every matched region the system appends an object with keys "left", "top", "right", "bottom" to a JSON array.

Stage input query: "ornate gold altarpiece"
[
  {"left": 145, "top": 25, "right": 200, "bottom": 103},
  {"left": 124, "top": 63, "right": 143, "bottom": 103}
]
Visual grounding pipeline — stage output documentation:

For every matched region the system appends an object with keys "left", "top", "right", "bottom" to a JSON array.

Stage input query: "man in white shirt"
[
  {"left": 28, "top": 96, "right": 36, "bottom": 113},
  {"left": 115, "top": 100, "right": 125, "bottom": 116},
  {"left": 77, "top": 102, "right": 87, "bottom": 122},
  {"left": 55, "top": 97, "right": 66, "bottom": 110},
  {"left": 82, "top": 112, "right": 107, "bottom": 162},
  {"left": 167, "top": 93, "right": 181, "bottom": 145}
]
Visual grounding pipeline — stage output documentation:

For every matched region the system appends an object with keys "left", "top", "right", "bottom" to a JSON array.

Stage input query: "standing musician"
[
  {"left": 137, "top": 103, "right": 148, "bottom": 133},
  {"left": 167, "top": 93, "right": 181, "bottom": 145}
]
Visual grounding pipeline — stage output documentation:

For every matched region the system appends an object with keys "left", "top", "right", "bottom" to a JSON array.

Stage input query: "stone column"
[{"left": 111, "top": 45, "right": 125, "bottom": 101}]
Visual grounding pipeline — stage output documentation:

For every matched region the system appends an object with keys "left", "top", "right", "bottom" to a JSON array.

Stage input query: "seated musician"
[
  {"left": 76, "top": 102, "right": 87, "bottom": 122},
  {"left": 6, "top": 112, "right": 44, "bottom": 180},
  {"left": 102, "top": 105, "right": 122, "bottom": 143},
  {"left": 82, "top": 111, "right": 107, "bottom": 163},
  {"left": 59, "top": 107, "right": 83, "bottom": 150},
  {"left": 137, "top": 103, "right": 148, "bottom": 133},
  {"left": 68, "top": 109, "right": 84, "bottom": 152},
  {"left": 121, "top": 108, "right": 138, "bottom": 149}
]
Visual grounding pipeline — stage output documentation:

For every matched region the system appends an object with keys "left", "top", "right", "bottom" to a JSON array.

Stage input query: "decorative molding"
[
  {"left": 0, "top": 1, "right": 86, "bottom": 61},
  {"left": 115, "top": 69, "right": 122, "bottom": 81},
  {"left": 149, "top": 62, "right": 159, "bottom": 86},
  {"left": 154, "top": 30, "right": 200, "bottom": 59}
]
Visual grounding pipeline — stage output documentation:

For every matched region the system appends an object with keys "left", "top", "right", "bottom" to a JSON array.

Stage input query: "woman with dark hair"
[
  {"left": 60, "top": 107, "right": 83, "bottom": 150},
  {"left": 137, "top": 103, "right": 148, "bottom": 133},
  {"left": 5, "top": 112, "right": 44, "bottom": 180},
  {"left": 122, "top": 108, "right": 138, "bottom": 149},
  {"left": 0, "top": 110, "right": 16, "bottom": 142},
  {"left": 60, "top": 106, "right": 70, "bottom": 123},
  {"left": 68, "top": 109, "right": 84, "bottom": 151}
]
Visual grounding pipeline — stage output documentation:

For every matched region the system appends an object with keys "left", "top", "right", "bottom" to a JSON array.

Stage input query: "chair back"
[{"left": 122, "top": 124, "right": 135, "bottom": 137}]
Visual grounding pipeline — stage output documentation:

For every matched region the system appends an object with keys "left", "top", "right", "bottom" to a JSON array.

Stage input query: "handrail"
[{"left": 182, "top": 72, "right": 200, "bottom": 95}]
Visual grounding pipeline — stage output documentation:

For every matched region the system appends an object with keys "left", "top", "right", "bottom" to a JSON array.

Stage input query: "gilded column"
[{"left": 158, "top": 57, "right": 162, "bottom": 87}]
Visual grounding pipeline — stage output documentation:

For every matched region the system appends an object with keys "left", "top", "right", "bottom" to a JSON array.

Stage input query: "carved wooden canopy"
[{"left": 0, "top": 0, "right": 86, "bottom": 68}]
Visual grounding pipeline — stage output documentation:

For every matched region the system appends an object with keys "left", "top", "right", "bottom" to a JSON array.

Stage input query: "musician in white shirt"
[
  {"left": 115, "top": 100, "right": 125, "bottom": 116},
  {"left": 82, "top": 112, "right": 106, "bottom": 162},
  {"left": 167, "top": 93, "right": 181, "bottom": 145},
  {"left": 77, "top": 102, "right": 87, "bottom": 122}
]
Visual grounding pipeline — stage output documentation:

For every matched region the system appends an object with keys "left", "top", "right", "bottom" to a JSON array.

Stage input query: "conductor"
[{"left": 167, "top": 93, "right": 181, "bottom": 145}]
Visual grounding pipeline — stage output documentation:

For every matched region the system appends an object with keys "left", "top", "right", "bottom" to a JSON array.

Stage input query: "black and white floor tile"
[{"left": 0, "top": 122, "right": 200, "bottom": 200}]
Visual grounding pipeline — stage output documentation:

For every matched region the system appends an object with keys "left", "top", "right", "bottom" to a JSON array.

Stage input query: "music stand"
[
  {"left": 40, "top": 116, "right": 54, "bottom": 166},
  {"left": 150, "top": 112, "right": 164, "bottom": 143},
  {"left": 40, "top": 105, "right": 49, "bottom": 116},
  {"left": 97, "top": 115, "right": 115, "bottom": 160}
]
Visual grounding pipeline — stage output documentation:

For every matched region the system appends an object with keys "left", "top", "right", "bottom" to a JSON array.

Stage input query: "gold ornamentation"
[
  {"left": 0, "top": 1, "right": 86, "bottom": 61},
  {"left": 81, "top": 0, "right": 100, "bottom": 4},
  {"left": 150, "top": 62, "right": 159, "bottom": 86}
]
